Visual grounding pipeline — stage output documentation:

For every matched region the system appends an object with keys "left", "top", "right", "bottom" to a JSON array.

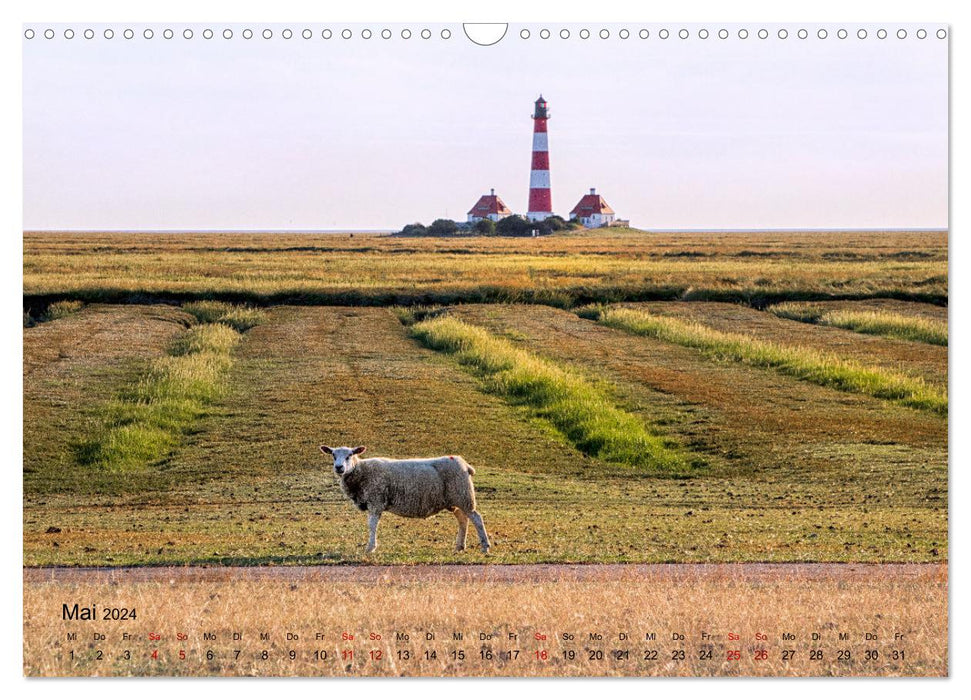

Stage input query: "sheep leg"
[
  {"left": 365, "top": 510, "right": 382, "bottom": 553},
  {"left": 468, "top": 510, "right": 491, "bottom": 553},
  {"left": 453, "top": 508, "right": 469, "bottom": 552}
]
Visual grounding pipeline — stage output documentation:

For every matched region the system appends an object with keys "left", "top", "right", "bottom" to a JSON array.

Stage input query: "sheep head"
[{"left": 319, "top": 444, "right": 367, "bottom": 476}]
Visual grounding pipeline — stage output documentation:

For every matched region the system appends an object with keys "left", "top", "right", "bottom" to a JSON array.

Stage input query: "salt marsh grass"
[
  {"left": 183, "top": 300, "right": 267, "bottom": 332},
  {"left": 77, "top": 305, "right": 258, "bottom": 472},
  {"left": 595, "top": 307, "right": 947, "bottom": 415},
  {"left": 42, "top": 299, "right": 84, "bottom": 321},
  {"left": 823, "top": 310, "right": 946, "bottom": 345},
  {"left": 23, "top": 230, "right": 948, "bottom": 308},
  {"left": 765, "top": 302, "right": 824, "bottom": 323},
  {"left": 410, "top": 315, "right": 693, "bottom": 475},
  {"left": 768, "top": 303, "right": 947, "bottom": 346}
]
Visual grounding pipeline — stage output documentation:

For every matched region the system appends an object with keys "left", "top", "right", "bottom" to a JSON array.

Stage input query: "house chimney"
[
  {"left": 590, "top": 188, "right": 596, "bottom": 195},
  {"left": 490, "top": 188, "right": 495, "bottom": 196}
]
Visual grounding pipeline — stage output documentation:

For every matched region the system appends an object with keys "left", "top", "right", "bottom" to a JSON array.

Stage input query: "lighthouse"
[{"left": 526, "top": 95, "right": 553, "bottom": 222}]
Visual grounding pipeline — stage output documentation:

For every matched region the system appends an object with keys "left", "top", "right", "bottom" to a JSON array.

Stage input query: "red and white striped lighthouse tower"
[{"left": 526, "top": 95, "right": 553, "bottom": 222}]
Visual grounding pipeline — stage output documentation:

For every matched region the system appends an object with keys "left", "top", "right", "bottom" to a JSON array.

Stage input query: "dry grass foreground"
[{"left": 23, "top": 564, "right": 947, "bottom": 677}]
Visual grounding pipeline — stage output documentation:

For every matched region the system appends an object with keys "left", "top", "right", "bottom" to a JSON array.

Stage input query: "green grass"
[
  {"left": 44, "top": 299, "right": 84, "bottom": 321},
  {"left": 823, "top": 310, "right": 946, "bottom": 345},
  {"left": 23, "top": 230, "right": 949, "bottom": 310},
  {"left": 183, "top": 300, "right": 267, "bottom": 332},
  {"left": 768, "top": 303, "right": 947, "bottom": 346},
  {"left": 23, "top": 305, "right": 946, "bottom": 565},
  {"left": 76, "top": 307, "right": 257, "bottom": 472},
  {"left": 592, "top": 306, "right": 947, "bottom": 415},
  {"left": 25, "top": 299, "right": 85, "bottom": 326},
  {"left": 765, "top": 302, "right": 824, "bottom": 323},
  {"left": 409, "top": 315, "right": 695, "bottom": 475}
]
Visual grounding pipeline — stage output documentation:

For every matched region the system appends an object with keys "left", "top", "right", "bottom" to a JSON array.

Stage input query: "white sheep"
[{"left": 319, "top": 445, "right": 491, "bottom": 554}]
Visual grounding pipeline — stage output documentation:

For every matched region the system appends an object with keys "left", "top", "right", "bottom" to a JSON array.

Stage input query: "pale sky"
[{"left": 22, "top": 23, "right": 948, "bottom": 230}]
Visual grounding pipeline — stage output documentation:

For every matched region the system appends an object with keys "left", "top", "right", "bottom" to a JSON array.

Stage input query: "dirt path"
[{"left": 23, "top": 562, "right": 944, "bottom": 584}]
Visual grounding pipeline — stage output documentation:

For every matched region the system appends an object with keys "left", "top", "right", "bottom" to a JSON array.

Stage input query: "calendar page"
[{"left": 21, "top": 19, "right": 948, "bottom": 678}]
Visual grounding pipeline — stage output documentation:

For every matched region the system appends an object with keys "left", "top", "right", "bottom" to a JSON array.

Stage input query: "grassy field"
[
  {"left": 590, "top": 306, "right": 946, "bottom": 414},
  {"left": 76, "top": 302, "right": 266, "bottom": 473},
  {"left": 23, "top": 230, "right": 947, "bottom": 309},
  {"left": 409, "top": 314, "right": 693, "bottom": 474},
  {"left": 23, "top": 564, "right": 947, "bottom": 677},
  {"left": 22, "top": 231, "right": 947, "bottom": 567},
  {"left": 769, "top": 302, "right": 949, "bottom": 346}
]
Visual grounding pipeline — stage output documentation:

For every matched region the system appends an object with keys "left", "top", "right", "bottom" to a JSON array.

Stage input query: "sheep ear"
[
  {"left": 319, "top": 445, "right": 333, "bottom": 455},
  {"left": 352, "top": 446, "right": 367, "bottom": 455}
]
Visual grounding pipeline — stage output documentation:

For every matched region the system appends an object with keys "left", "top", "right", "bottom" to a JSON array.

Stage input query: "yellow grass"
[
  {"left": 769, "top": 303, "right": 948, "bottom": 346},
  {"left": 594, "top": 307, "right": 947, "bottom": 415},
  {"left": 410, "top": 315, "right": 693, "bottom": 474},
  {"left": 77, "top": 306, "right": 260, "bottom": 472},
  {"left": 23, "top": 230, "right": 948, "bottom": 307},
  {"left": 23, "top": 565, "right": 947, "bottom": 677},
  {"left": 821, "top": 310, "right": 948, "bottom": 346}
]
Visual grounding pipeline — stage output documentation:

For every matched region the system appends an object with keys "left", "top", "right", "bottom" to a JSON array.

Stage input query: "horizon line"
[{"left": 22, "top": 227, "right": 949, "bottom": 234}]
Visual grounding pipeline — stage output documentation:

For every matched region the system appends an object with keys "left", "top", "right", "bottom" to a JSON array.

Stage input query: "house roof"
[
  {"left": 468, "top": 193, "right": 512, "bottom": 217},
  {"left": 570, "top": 193, "right": 615, "bottom": 217}
]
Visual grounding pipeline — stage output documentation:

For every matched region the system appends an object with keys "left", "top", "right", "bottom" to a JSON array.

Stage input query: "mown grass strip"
[
  {"left": 769, "top": 303, "right": 947, "bottom": 346},
  {"left": 76, "top": 303, "right": 266, "bottom": 472},
  {"left": 590, "top": 306, "right": 947, "bottom": 416},
  {"left": 409, "top": 315, "right": 695, "bottom": 475}
]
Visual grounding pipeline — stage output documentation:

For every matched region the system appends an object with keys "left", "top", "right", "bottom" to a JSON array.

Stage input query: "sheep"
[{"left": 319, "top": 445, "right": 491, "bottom": 554}]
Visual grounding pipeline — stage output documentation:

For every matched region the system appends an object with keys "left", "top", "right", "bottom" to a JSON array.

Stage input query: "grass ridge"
[
  {"left": 76, "top": 303, "right": 266, "bottom": 472},
  {"left": 768, "top": 303, "right": 947, "bottom": 346},
  {"left": 409, "top": 315, "right": 696, "bottom": 475},
  {"left": 591, "top": 306, "right": 947, "bottom": 416}
]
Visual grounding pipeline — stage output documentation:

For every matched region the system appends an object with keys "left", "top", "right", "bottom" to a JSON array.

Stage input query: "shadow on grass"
[{"left": 23, "top": 284, "right": 948, "bottom": 319}]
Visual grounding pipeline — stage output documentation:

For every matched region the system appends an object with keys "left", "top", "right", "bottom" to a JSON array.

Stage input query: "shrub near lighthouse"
[{"left": 527, "top": 95, "right": 553, "bottom": 222}]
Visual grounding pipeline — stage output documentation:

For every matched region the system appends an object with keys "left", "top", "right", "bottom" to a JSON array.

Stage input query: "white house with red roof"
[
  {"left": 467, "top": 189, "right": 513, "bottom": 223},
  {"left": 569, "top": 188, "right": 616, "bottom": 228}
]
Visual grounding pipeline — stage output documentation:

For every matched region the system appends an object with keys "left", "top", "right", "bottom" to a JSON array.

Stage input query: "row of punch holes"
[{"left": 24, "top": 26, "right": 948, "bottom": 42}]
